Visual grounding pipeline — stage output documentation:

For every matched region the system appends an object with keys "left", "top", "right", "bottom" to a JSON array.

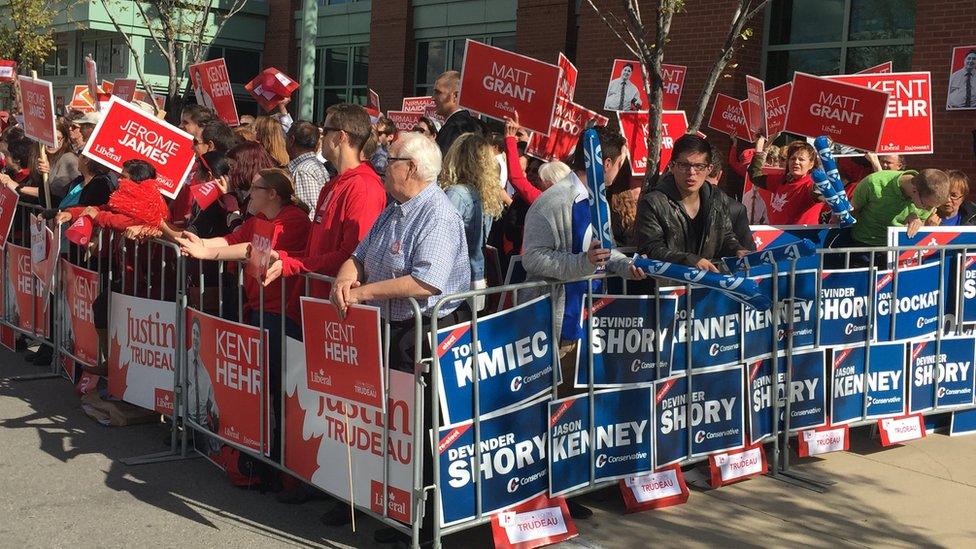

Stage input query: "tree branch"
[
  {"left": 97, "top": 0, "right": 160, "bottom": 114},
  {"left": 585, "top": 0, "right": 642, "bottom": 58}
]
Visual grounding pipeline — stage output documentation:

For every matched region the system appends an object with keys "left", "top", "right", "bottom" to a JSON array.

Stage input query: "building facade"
[
  {"left": 2, "top": 0, "right": 268, "bottom": 114},
  {"left": 276, "top": 0, "right": 973, "bottom": 180}
]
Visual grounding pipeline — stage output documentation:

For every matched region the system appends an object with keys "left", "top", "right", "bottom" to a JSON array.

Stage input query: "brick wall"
[
  {"left": 368, "top": 0, "right": 413, "bottom": 113},
  {"left": 263, "top": 0, "right": 300, "bottom": 77},
  {"left": 515, "top": 0, "right": 575, "bottom": 62},
  {"left": 912, "top": 2, "right": 976, "bottom": 184}
]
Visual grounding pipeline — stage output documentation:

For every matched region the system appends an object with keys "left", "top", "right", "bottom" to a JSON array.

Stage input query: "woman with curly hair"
[
  {"left": 440, "top": 133, "right": 503, "bottom": 310},
  {"left": 254, "top": 116, "right": 289, "bottom": 166}
]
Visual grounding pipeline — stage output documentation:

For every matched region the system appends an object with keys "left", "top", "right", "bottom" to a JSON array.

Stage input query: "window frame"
[
  {"left": 413, "top": 34, "right": 515, "bottom": 97},
  {"left": 312, "top": 43, "right": 369, "bottom": 124},
  {"left": 760, "top": 0, "right": 915, "bottom": 83}
]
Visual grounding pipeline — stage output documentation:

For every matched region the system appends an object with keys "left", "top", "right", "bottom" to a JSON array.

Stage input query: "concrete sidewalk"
[{"left": 3, "top": 348, "right": 976, "bottom": 548}]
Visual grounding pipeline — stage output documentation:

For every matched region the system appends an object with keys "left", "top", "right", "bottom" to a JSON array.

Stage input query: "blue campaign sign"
[
  {"left": 745, "top": 225, "right": 837, "bottom": 275},
  {"left": 873, "top": 263, "right": 940, "bottom": 342},
  {"left": 819, "top": 268, "right": 873, "bottom": 347},
  {"left": 747, "top": 349, "right": 827, "bottom": 444},
  {"left": 575, "top": 295, "right": 678, "bottom": 387},
  {"left": 887, "top": 227, "right": 976, "bottom": 268},
  {"left": 950, "top": 408, "right": 976, "bottom": 436},
  {"left": 742, "top": 269, "right": 817, "bottom": 361},
  {"left": 436, "top": 295, "right": 555, "bottom": 425},
  {"left": 548, "top": 387, "right": 653, "bottom": 495},
  {"left": 665, "top": 287, "right": 742, "bottom": 372},
  {"left": 829, "top": 343, "right": 906, "bottom": 425},
  {"left": 437, "top": 397, "right": 549, "bottom": 526},
  {"left": 583, "top": 129, "right": 614, "bottom": 250},
  {"left": 654, "top": 365, "right": 745, "bottom": 466},
  {"left": 958, "top": 254, "right": 976, "bottom": 324},
  {"left": 908, "top": 336, "right": 976, "bottom": 414}
]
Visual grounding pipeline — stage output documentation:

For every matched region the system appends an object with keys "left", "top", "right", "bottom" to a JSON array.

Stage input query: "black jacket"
[
  {"left": 634, "top": 174, "right": 744, "bottom": 269},
  {"left": 435, "top": 109, "right": 483, "bottom": 156},
  {"left": 958, "top": 201, "right": 976, "bottom": 226},
  {"left": 727, "top": 198, "right": 756, "bottom": 251}
]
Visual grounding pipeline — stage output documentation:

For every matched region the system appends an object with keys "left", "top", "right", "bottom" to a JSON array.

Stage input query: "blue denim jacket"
[{"left": 445, "top": 184, "right": 492, "bottom": 280}]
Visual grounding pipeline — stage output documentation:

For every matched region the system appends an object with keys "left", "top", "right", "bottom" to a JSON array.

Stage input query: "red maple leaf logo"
[
  {"left": 283, "top": 388, "right": 323, "bottom": 482},
  {"left": 107, "top": 333, "right": 129, "bottom": 399}
]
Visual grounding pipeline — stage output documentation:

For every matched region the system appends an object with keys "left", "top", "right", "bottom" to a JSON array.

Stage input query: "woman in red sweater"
[
  {"left": 747, "top": 136, "right": 824, "bottom": 225},
  {"left": 176, "top": 168, "right": 311, "bottom": 328}
]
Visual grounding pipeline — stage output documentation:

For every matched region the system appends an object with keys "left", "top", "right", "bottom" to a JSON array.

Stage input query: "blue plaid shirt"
[{"left": 352, "top": 182, "right": 470, "bottom": 321}]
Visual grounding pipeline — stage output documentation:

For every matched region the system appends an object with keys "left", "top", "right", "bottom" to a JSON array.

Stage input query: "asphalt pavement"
[{"left": 3, "top": 347, "right": 976, "bottom": 548}]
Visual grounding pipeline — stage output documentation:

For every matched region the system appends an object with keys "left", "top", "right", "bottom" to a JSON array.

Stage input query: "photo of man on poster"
[
  {"left": 192, "top": 66, "right": 216, "bottom": 112},
  {"left": 947, "top": 46, "right": 976, "bottom": 110},
  {"left": 604, "top": 62, "right": 643, "bottom": 112},
  {"left": 187, "top": 316, "right": 218, "bottom": 432}
]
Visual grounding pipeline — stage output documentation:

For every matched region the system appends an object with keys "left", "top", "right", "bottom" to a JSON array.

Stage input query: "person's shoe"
[
  {"left": 15, "top": 337, "right": 27, "bottom": 352},
  {"left": 374, "top": 527, "right": 408, "bottom": 544},
  {"left": 31, "top": 346, "right": 53, "bottom": 366},
  {"left": 275, "top": 485, "right": 314, "bottom": 504},
  {"left": 567, "top": 500, "right": 593, "bottom": 519},
  {"left": 320, "top": 504, "right": 354, "bottom": 527},
  {"left": 24, "top": 348, "right": 39, "bottom": 361}
]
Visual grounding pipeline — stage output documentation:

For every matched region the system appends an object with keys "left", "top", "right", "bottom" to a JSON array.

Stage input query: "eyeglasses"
[
  {"left": 949, "top": 193, "right": 965, "bottom": 201},
  {"left": 671, "top": 161, "right": 712, "bottom": 173},
  {"left": 388, "top": 156, "right": 412, "bottom": 164},
  {"left": 251, "top": 185, "right": 270, "bottom": 191},
  {"left": 321, "top": 126, "right": 344, "bottom": 135}
]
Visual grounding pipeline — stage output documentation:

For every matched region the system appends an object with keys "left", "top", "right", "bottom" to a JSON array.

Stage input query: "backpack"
[{"left": 212, "top": 445, "right": 276, "bottom": 492}]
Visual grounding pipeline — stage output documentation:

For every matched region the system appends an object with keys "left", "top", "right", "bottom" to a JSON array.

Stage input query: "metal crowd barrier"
[{"left": 9, "top": 197, "right": 976, "bottom": 549}]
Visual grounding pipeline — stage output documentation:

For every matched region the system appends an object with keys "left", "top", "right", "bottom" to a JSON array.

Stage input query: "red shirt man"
[{"left": 265, "top": 108, "right": 387, "bottom": 301}]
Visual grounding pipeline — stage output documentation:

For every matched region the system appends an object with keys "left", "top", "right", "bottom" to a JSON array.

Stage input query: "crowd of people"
[{"left": 1, "top": 66, "right": 974, "bottom": 542}]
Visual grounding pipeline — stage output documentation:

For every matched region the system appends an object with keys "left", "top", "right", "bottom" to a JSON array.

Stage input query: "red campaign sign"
[
  {"left": 709, "top": 444, "right": 767, "bottom": 488},
  {"left": 765, "top": 83, "right": 792, "bottom": 136},
  {"left": 604, "top": 59, "right": 686, "bottom": 112},
  {"left": 0, "top": 185, "right": 19, "bottom": 249},
  {"left": 0, "top": 60, "right": 16, "bottom": 82},
  {"left": 707, "top": 93, "right": 750, "bottom": 140},
  {"left": 386, "top": 110, "right": 424, "bottom": 133},
  {"left": 619, "top": 464, "right": 690, "bottom": 513},
  {"left": 70, "top": 85, "right": 95, "bottom": 112},
  {"left": 84, "top": 55, "right": 100, "bottom": 111},
  {"left": 301, "top": 297, "right": 384, "bottom": 410},
  {"left": 745, "top": 75, "right": 767, "bottom": 137},
  {"left": 947, "top": 45, "right": 976, "bottom": 110},
  {"left": 366, "top": 88, "right": 381, "bottom": 118},
  {"left": 112, "top": 79, "right": 137, "bottom": 102},
  {"left": 827, "top": 72, "right": 933, "bottom": 155},
  {"left": 186, "top": 307, "right": 269, "bottom": 453},
  {"left": 857, "top": 61, "right": 893, "bottom": 75},
  {"left": 401, "top": 96, "right": 444, "bottom": 125},
  {"left": 557, "top": 52, "right": 578, "bottom": 101},
  {"left": 490, "top": 494, "right": 578, "bottom": 549},
  {"left": 797, "top": 424, "right": 849, "bottom": 457},
  {"left": 245, "top": 67, "right": 299, "bottom": 112},
  {"left": 190, "top": 180, "right": 224, "bottom": 210},
  {"left": 617, "top": 110, "right": 689, "bottom": 177},
  {"left": 189, "top": 59, "right": 240, "bottom": 126},
  {"left": 133, "top": 89, "right": 166, "bottom": 111},
  {"left": 458, "top": 40, "right": 562, "bottom": 134},
  {"left": 245, "top": 217, "right": 276, "bottom": 281},
  {"left": 526, "top": 98, "right": 609, "bottom": 162},
  {"left": 784, "top": 72, "right": 890, "bottom": 151},
  {"left": 19, "top": 76, "right": 57, "bottom": 148},
  {"left": 60, "top": 259, "right": 99, "bottom": 368},
  {"left": 879, "top": 414, "right": 926, "bottom": 446},
  {"left": 82, "top": 96, "right": 195, "bottom": 199},
  {"left": 6, "top": 244, "right": 49, "bottom": 337}
]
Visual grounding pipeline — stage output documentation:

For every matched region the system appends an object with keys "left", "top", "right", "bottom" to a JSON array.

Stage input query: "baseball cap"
[{"left": 76, "top": 111, "right": 101, "bottom": 125}]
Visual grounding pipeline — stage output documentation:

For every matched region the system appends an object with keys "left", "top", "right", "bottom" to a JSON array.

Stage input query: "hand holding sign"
[{"left": 633, "top": 257, "right": 772, "bottom": 310}]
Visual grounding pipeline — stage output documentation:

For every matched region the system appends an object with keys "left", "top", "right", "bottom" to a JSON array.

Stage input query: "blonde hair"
[
  {"left": 947, "top": 170, "right": 970, "bottom": 197},
  {"left": 439, "top": 133, "right": 503, "bottom": 219},
  {"left": 255, "top": 116, "right": 289, "bottom": 166}
]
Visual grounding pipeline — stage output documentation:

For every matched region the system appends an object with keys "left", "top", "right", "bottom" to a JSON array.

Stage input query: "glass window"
[
  {"left": 352, "top": 45, "right": 369, "bottom": 85},
  {"left": 768, "top": 0, "right": 845, "bottom": 45},
  {"left": 846, "top": 44, "right": 914, "bottom": 73},
  {"left": 313, "top": 44, "right": 368, "bottom": 124},
  {"left": 323, "top": 47, "right": 349, "bottom": 86},
  {"left": 111, "top": 39, "right": 127, "bottom": 74},
  {"left": 96, "top": 39, "right": 111, "bottom": 75},
  {"left": 144, "top": 40, "right": 185, "bottom": 76},
  {"left": 416, "top": 40, "right": 447, "bottom": 93},
  {"left": 43, "top": 43, "right": 69, "bottom": 77},
  {"left": 764, "top": 0, "right": 916, "bottom": 85},
  {"left": 490, "top": 34, "right": 517, "bottom": 52},
  {"left": 79, "top": 40, "right": 96, "bottom": 76},
  {"left": 224, "top": 48, "right": 260, "bottom": 84},
  {"left": 848, "top": 0, "right": 916, "bottom": 41}
]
